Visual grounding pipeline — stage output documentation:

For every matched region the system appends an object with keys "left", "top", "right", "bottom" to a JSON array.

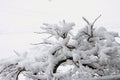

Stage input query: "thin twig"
[
  {"left": 82, "top": 17, "right": 90, "bottom": 25},
  {"left": 13, "top": 50, "right": 20, "bottom": 57},
  {"left": 30, "top": 42, "right": 52, "bottom": 45},
  {"left": 92, "top": 15, "right": 101, "bottom": 26}
]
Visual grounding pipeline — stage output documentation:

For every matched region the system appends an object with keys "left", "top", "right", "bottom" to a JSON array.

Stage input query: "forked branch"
[{"left": 82, "top": 15, "right": 101, "bottom": 42}]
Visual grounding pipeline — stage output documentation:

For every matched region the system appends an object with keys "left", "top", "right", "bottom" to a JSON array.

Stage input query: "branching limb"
[{"left": 82, "top": 15, "right": 101, "bottom": 42}]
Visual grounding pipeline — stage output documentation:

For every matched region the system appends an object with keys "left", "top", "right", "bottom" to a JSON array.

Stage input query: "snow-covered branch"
[{"left": 0, "top": 17, "right": 120, "bottom": 80}]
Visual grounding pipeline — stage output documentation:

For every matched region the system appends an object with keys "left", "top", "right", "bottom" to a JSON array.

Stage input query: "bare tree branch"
[
  {"left": 30, "top": 42, "right": 52, "bottom": 45},
  {"left": 82, "top": 15, "right": 101, "bottom": 42},
  {"left": 82, "top": 17, "right": 90, "bottom": 25},
  {"left": 16, "top": 68, "right": 26, "bottom": 80},
  {"left": 92, "top": 15, "right": 101, "bottom": 26}
]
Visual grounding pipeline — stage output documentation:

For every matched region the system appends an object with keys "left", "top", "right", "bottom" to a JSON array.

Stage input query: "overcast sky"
[{"left": 0, "top": 0, "right": 120, "bottom": 59}]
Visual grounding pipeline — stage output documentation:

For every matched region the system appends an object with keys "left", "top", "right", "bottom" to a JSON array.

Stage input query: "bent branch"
[{"left": 53, "top": 57, "right": 73, "bottom": 73}]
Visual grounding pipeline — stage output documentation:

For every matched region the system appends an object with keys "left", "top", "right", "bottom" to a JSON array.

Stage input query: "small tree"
[{"left": 0, "top": 16, "right": 120, "bottom": 80}]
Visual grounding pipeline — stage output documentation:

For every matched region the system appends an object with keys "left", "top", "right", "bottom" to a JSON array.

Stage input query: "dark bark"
[
  {"left": 53, "top": 57, "right": 97, "bottom": 73},
  {"left": 53, "top": 57, "right": 73, "bottom": 73},
  {"left": 16, "top": 67, "right": 26, "bottom": 80}
]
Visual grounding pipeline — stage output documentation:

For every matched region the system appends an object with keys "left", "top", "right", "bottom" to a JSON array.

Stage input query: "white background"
[{"left": 0, "top": 0, "right": 120, "bottom": 59}]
